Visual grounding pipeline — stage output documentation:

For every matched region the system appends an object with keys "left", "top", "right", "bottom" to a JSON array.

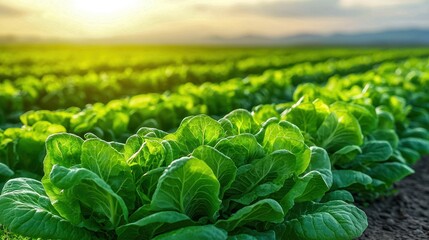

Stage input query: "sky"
[{"left": 1, "top": 0, "right": 429, "bottom": 42}]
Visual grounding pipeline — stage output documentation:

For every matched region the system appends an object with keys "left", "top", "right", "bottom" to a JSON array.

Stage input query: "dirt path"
[{"left": 358, "top": 157, "right": 429, "bottom": 240}]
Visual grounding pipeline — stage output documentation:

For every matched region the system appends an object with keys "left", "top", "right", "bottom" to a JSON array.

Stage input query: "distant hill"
[
  {"left": 206, "top": 29, "right": 429, "bottom": 45},
  {"left": 1, "top": 29, "right": 429, "bottom": 45}
]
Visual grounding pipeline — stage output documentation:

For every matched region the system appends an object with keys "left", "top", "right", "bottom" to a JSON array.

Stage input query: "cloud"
[
  {"left": 340, "top": 0, "right": 426, "bottom": 8},
  {"left": 356, "top": 2, "right": 429, "bottom": 29},
  {"left": 0, "top": 3, "right": 25, "bottom": 16},
  {"left": 195, "top": 0, "right": 363, "bottom": 18},
  {"left": 192, "top": 0, "right": 429, "bottom": 32}
]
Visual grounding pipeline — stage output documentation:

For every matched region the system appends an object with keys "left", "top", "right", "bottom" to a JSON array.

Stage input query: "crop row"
[
  {"left": 0, "top": 47, "right": 387, "bottom": 81},
  {"left": 2, "top": 49, "right": 427, "bottom": 126},
  {"left": 1, "top": 61, "right": 428, "bottom": 238},
  {"left": 0, "top": 46, "right": 281, "bottom": 79},
  {"left": 0, "top": 48, "right": 374, "bottom": 126}
]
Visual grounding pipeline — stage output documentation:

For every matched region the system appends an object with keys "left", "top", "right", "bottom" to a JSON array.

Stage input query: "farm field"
[{"left": 0, "top": 45, "right": 429, "bottom": 239}]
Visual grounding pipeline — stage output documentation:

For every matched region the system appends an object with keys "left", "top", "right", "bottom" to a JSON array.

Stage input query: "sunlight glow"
[
  {"left": 72, "top": 0, "right": 141, "bottom": 17},
  {"left": 67, "top": 0, "right": 149, "bottom": 36}
]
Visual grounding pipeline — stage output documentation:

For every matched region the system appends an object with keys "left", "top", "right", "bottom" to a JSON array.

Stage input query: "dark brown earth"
[{"left": 358, "top": 157, "right": 429, "bottom": 240}]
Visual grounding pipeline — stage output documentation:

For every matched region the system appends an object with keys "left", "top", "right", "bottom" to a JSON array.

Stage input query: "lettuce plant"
[
  {"left": 285, "top": 86, "right": 423, "bottom": 199},
  {"left": 0, "top": 121, "right": 66, "bottom": 189},
  {"left": 0, "top": 113, "right": 367, "bottom": 239}
]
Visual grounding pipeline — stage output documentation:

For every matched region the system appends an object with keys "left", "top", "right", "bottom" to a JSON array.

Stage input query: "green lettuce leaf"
[
  {"left": 261, "top": 121, "right": 311, "bottom": 175},
  {"left": 355, "top": 140, "right": 393, "bottom": 164},
  {"left": 252, "top": 105, "right": 280, "bottom": 125},
  {"left": 126, "top": 137, "right": 174, "bottom": 172},
  {"left": 192, "top": 145, "right": 237, "bottom": 197},
  {"left": 166, "top": 115, "right": 224, "bottom": 153},
  {"left": 369, "top": 129, "right": 399, "bottom": 149},
  {"left": 81, "top": 138, "right": 136, "bottom": 208},
  {"left": 42, "top": 133, "right": 85, "bottom": 226},
  {"left": 279, "top": 200, "right": 367, "bottom": 240},
  {"left": 400, "top": 137, "right": 429, "bottom": 155},
  {"left": 215, "top": 134, "right": 265, "bottom": 166},
  {"left": 215, "top": 199, "right": 284, "bottom": 232},
  {"left": 330, "top": 145, "right": 361, "bottom": 166},
  {"left": 0, "top": 163, "right": 14, "bottom": 178},
  {"left": 316, "top": 112, "right": 363, "bottom": 152},
  {"left": 49, "top": 165, "right": 129, "bottom": 230},
  {"left": 278, "top": 147, "right": 332, "bottom": 212},
  {"left": 221, "top": 109, "right": 260, "bottom": 135},
  {"left": 228, "top": 230, "right": 276, "bottom": 240},
  {"left": 366, "top": 162, "right": 414, "bottom": 185},
  {"left": 226, "top": 150, "right": 297, "bottom": 205},
  {"left": 331, "top": 170, "right": 372, "bottom": 190},
  {"left": 331, "top": 102, "right": 378, "bottom": 135},
  {"left": 153, "top": 225, "right": 227, "bottom": 240},
  {"left": 0, "top": 178, "right": 92, "bottom": 240},
  {"left": 321, "top": 190, "right": 354, "bottom": 203},
  {"left": 116, "top": 211, "right": 194, "bottom": 240},
  {"left": 281, "top": 100, "right": 329, "bottom": 137},
  {"left": 151, "top": 157, "right": 221, "bottom": 221},
  {"left": 137, "top": 167, "right": 166, "bottom": 204}
]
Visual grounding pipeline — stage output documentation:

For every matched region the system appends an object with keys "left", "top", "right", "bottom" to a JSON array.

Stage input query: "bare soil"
[{"left": 358, "top": 157, "right": 429, "bottom": 240}]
